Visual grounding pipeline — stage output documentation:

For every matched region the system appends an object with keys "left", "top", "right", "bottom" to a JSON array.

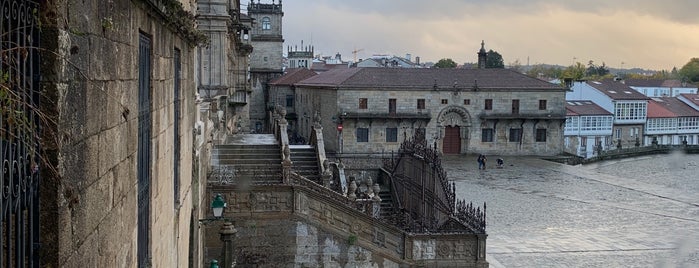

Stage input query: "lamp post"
[{"left": 200, "top": 194, "right": 236, "bottom": 268}]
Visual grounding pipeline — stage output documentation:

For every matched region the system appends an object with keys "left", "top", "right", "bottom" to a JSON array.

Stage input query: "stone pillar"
[{"left": 219, "top": 222, "right": 238, "bottom": 268}]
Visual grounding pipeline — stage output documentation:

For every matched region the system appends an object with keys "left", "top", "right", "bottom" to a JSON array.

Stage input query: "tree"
[
  {"left": 485, "top": 50, "right": 504, "bottom": 68},
  {"left": 679, "top": 58, "right": 699, "bottom": 83},
  {"left": 585, "top": 60, "right": 610, "bottom": 78},
  {"left": 560, "top": 62, "right": 586, "bottom": 81},
  {"left": 434, "top": 58, "right": 457, "bottom": 68},
  {"left": 525, "top": 64, "right": 563, "bottom": 79}
]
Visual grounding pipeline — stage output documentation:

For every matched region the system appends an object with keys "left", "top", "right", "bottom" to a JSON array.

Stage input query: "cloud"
[{"left": 280, "top": 0, "right": 699, "bottom": 69}]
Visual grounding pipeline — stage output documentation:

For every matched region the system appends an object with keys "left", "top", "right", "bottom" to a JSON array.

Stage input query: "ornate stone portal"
[{"left": 436, "top": 105, "right": 472, "bottom": 154}]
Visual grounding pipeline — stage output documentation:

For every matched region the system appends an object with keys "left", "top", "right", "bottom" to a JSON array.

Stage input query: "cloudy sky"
[{"left": 267, "top": 0, "right": 698, "bottom": 70}]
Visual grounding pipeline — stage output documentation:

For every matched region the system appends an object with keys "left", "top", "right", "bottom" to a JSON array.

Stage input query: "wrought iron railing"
[
  {"left": 1, "top": 0, "right": 41, "bottom": 266},
  {"left": 382, "top": 132, "right": 486, "bottom": 234}
]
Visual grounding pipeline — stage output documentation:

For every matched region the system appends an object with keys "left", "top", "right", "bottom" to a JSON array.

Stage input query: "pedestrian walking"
[
  {"left": 481, "top": 154, "right": 487, "bottom": 170},
  {"left": 477, "top": 154, "right": 487, "bottom": 170}
]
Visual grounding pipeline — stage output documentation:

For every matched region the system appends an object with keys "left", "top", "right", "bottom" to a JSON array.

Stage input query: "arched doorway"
[
  {"left": 443, "top": 126, "right": 461, "bottom": 154},
  {"left": 437, "top": 106, "right": 472, "bottom": 154}
]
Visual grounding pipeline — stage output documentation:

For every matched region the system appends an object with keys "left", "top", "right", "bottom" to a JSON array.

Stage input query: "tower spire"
[{"left": 477, "top": 40, "right": 487, "bottom": 69}]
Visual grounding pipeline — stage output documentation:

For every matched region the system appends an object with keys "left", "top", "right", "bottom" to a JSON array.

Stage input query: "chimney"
[
  {"left": 563, "top": 78, "right": 573, "bottom": 88},
  {"left": 405, "top": 53, "right": 411, "bottom": 61},
  {"left": 415, "top": 56, "right": 420, "bottom": 65}
]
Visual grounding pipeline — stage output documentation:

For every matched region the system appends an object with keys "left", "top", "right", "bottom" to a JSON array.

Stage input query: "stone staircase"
[
  {"left": 289, "top": 145, "right": 321, "bottom": 184},
  {"left": 379, "top": 186, "right": 395, "bottom": 219},
  {"left": 212, "top": 143, "right": 283, "bottom": 184}
]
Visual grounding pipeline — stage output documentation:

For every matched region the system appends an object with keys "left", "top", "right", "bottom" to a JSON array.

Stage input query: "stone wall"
[
  {"left": 299, "top": 86, "right": 566, "bottom": 156},
  {"left": 39, "top": 0, "right": 202, "bottom": 267},
  {"left": 204, "top": 182, "right": 487, "bottom": 267}
]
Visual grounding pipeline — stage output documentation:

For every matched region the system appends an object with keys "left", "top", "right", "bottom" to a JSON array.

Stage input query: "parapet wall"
[{"left": 205, "top": 179, "right": 488, "bottom": 267}]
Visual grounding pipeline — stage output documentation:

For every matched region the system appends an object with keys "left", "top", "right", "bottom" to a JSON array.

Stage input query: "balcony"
[
  {"left": 340, "top": 110, "right": 432, "bottom": 120},
  {"left": 479, "top": 112, "right": 566, "bottom": 120},
  {"left": 228, "top": 91, "right": 247, "bottom": 105}
]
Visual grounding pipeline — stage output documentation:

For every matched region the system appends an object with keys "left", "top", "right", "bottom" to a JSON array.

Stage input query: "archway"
[{"left": 436, "top": 106, "right": 472, "bottom": 154}]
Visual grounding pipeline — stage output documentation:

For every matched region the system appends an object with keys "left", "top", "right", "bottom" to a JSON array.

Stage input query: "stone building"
[
  {"left": 268, "top": 68, "right": 317, "bottom": 137},
  {"left": 34, "top": 0, "right": 209, "bottom": 267},
  {"left": 247, "top": 0, "right": 285, "bottom": 133},
  {"left": 294, "top": 67, "right": 567, "bottom": 156},
  {"left": 287, "top": 42, "right": 314, "bottom": 69}
]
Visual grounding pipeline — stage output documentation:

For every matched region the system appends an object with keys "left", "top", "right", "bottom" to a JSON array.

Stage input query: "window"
[
  {"left": 262, "top": 17, "right": 271, "bottom": 30},
  {"left": 264, "top": 56, "right": 268, "bottom": 62},
  {"left": 285, "top": 94, "right": 294, "bottom": 107},
  {"left": 615, "top": 128, "right": 622, "bottom": 139},
  {"left": 417, "top": 99, "right": 425, "bottom": 109},
  {"left": 485, "top": 99, "right": 493, "bottom": 110},
  {"left": 359, "top": 98, "right": 368, "bottom": 109},
  {"left": 512, "top": 99, "right": 520, "bottom": 114},
  {"left": 173, "top": 48, "right": 181, "bottom": 206},
  {"left": 631, "top": 127, "right": 639, "bottom": 137},
  {"left": 481, "top": 128, "right": 494, "bottom": 142},
  {"left": 441, "top": 99, "right": 448, "bottom": 105},
  {"left": 535, "top": 129, "right": 547, "bottom": 142},
  {"left": 614, "top": 102, "right": 647, "bottom": 121},
  {"left": 509, "top": 128, "right": 523, "bottom": 142},
  {"left": 463, "top": 99, "right": 471, "bottom": 105},
  {"left": 389, "top": 99, "right": 396, "bottom": 115},
  {"left": 357, "top": 128, "right": 369, "bottom": 142},
  {"left": 539, "top": 100, "right": 547, "bottom": 110},
  {"left": 386, "top": 128, "right": 398, "bottom": 142}
]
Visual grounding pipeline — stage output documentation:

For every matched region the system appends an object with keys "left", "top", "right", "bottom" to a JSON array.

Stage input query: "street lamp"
[
  {"left": 200, "top": 194, "right": 237, "bottom": 268},
  {"left": 211, "top": 194, "right": 226, "bottom": 218}
]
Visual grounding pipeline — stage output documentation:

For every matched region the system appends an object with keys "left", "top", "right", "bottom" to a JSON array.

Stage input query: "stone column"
[{"left": 220, "top": 222, "right": 238, "bottom": 268}]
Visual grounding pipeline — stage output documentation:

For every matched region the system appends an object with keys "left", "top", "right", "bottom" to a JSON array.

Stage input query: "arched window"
[{"left": 262, "top": 17, "right": 271, "bottom": 30}]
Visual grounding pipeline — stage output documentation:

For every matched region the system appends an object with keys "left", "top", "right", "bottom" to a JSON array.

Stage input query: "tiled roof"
[
  {"left": 565, "top": 100, "right": 613, "bottom": 116},
  {"left": 297, "top": 67, "right": 563, "bottom": 90},
  {"left": 311, "top": 62, "right": 350, "bottom": 72},
  {"left": 625, "top": 79, "right": 693, "bottom": 88},
  {"left": 649, "top": 97, "right": 699, "bottom": 117},
  {"left": 587, "top": 80, "right": 650, "bottom": 100},
  {"left": 679, "top": 93, "right": 699, "bottom": 106},
  {"left": 269, "top": 68, "right": 317, "bottom": 86},
  {"left": 647, "top": 99, "right": 678, "bottom": 118}
]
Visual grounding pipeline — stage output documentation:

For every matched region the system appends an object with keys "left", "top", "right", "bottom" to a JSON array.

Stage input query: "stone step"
[
  {"left": 216, "top": 154, "right": 282, "bottom": 160},
  {"left": 216, "top": 159, "right": 283, "bottom": 166}
]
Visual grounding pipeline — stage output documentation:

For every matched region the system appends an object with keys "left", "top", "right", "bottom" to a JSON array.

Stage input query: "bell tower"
[
  {"left": 477, "top": 40, "right": 487, "bottom": 69},
  {"left": 247, "top": 0, "right": 285, "bottom": 132}
]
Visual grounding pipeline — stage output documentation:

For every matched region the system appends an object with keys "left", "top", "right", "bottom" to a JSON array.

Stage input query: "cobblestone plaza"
[{"left": 444, "top": 152, "right": 699, "bottom": 267}]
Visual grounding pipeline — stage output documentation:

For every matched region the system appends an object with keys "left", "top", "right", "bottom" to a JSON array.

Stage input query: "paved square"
[{"left": 443, "top": 153, "right": 699, "bottom": 267}]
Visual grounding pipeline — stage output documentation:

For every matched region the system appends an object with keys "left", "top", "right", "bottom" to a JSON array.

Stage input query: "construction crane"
[{"left": 351, "top": 48, "right": 364, "bottom": 63}]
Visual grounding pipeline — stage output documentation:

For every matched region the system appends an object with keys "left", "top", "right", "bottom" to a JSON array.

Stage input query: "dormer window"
[{"left": 262, "top": 17, "right": 271, "bottom": 30}]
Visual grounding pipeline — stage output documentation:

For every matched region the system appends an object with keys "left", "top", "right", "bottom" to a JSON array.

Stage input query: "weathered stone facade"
[
  {"left": 39, "top": 0, "right": 205, "bottom": 267},
  {"left": 205, "top": 183, "right": 487, "bottom": 267},
  {"left": 295, "top": 68, "right": 567, "bottom": 156},
  {"left": 247, "top": 0, "right": 284, "bottom": 132}
]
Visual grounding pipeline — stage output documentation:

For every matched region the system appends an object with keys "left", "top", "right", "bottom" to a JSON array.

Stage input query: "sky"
[{"left": 267, "top": 0, "right": 698, "bottom": 71}]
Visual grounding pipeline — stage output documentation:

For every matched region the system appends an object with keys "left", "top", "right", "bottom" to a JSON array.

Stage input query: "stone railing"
[{"left": 207, "top": 178, "right": 487, "bottom": 267}]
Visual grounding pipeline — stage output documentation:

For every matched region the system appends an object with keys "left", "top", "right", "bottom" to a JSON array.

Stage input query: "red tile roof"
[
  {"left": 679, "top": 93, "right": 699, "bottom": 106},
  {"left": 587, "top": 80, "right": 650, "bottom": 100},
  {"left": 649, "top": 97, "right": 699, "bottom": 117},
  {"left": 647, "top": 99, "right": 677, "bottom": 118},
  {"left": 269, "top": 68, "right": 317, "bottom": 86},
  {"left": 565, "top": 100, "right": 613, "bottom": 116},
  {"left": 297, "top": 67, "right": 564, "bottom": 90}
]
